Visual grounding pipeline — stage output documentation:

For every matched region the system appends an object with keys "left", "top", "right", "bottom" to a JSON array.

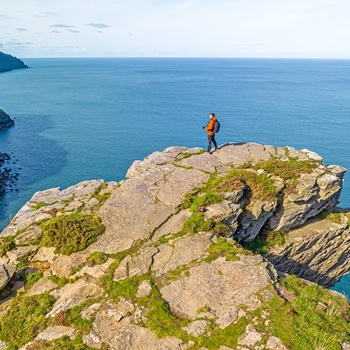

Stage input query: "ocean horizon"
[{"left": 0, "top": 57, "right": 349, "bottom": 296}]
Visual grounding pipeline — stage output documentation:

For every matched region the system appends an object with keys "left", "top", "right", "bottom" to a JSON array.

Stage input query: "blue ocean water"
[{"left": 0, "top": 58, "right": 349, "bottom": 296}]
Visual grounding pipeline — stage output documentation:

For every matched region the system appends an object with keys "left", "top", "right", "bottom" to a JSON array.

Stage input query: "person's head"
[{"left": 209, "top": 113, "right": 215, "bottom": 119}]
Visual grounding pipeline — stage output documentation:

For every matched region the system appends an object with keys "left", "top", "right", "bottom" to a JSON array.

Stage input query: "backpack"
[{"left": 213, "top": 120, "right": 220, "bottom": 133}]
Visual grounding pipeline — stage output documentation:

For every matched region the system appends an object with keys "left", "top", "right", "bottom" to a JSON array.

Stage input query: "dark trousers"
[{"left": 207, "top": 135, "right": 218, "bottom": 152}]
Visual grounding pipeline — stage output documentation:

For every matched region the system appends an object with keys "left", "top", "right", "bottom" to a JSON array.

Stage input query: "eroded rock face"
[{"left": 266, "top": 211, "right": 350, "bottom": 287}]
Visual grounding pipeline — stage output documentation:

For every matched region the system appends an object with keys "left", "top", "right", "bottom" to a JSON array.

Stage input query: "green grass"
[
  {"left": 192, "top": 317, "right": 250, "bottom": 350},
  {"left": 213, "top": 170, "right": 277, "bottom": 201},
  {"left": 182, "top": 213, "right": 216, "bottom": 234},
  {"left": 0, "top": 235, "right": 16, "bottom": 257},
  {"left": 273, "top": 275, "right": 350, "bottom": 350},
  {"left": 317, "top": 210, "right": 342, "bottom": 224},
  {"left": 244, "top": 230, "right": 287, "bottom": 254},
  {"left": 0, "top": 292, "right": 55, "bottom": 348},
  {"left": 40, "top": 213, "right": 105, "bottom": 255},
  {"left": 181, "top": 190, "right": 224, "bottom": 212},
  {"left": 92, "top": 183, "right": 112, "bottom": 207},
  {"left": 204, "top": 237, "right": 242, "bottom": 263},
  {"left": 25, "top": 333, "right": 97, "bottom": 350},
  {"left": 32, "top": 201, "right": 50, "bottom": 211},
  {"left": 24, "top": 271, "right": 43, "bottom": 287},
  {"left": 86, "top": 251, "right": 108, "bottom": 266}
]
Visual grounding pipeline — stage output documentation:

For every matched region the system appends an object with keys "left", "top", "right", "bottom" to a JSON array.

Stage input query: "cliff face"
[
  {"left": 0, "top": 52, "right": 28, "bottom": 73},
  {"left": 0, "top": 142, "right": 349, "bottom": 350}
]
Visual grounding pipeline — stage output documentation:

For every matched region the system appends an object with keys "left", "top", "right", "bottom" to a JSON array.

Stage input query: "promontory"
[
  {"left": 0, "top": 142, "right": 349, "bottom": 350},
  {"left": 0, "top": 51, "right": 28, "bottom": 73}
]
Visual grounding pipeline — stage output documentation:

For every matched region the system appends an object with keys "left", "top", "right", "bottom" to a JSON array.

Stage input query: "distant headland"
[{"left": 0, "top": 51, "right": 28, "bottom": 73}]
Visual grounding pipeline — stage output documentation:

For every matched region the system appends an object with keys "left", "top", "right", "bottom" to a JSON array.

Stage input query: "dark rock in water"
[
  {"left": 0, "top": 109, "right": 14, "bottom": 130},
  {"left": 0, "top": 152, "right": 20, "bottom": 194},
  {"left": 0, "top": 51, "right": 28, "bottom": 73}
]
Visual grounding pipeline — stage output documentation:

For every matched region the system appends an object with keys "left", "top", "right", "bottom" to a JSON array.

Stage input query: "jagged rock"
[
  {"left": 152, "top": 233, "right": 211, "bottom": 274},
  {"left": 71, "top": 258, "right": 114, "bottom": 279},
  {"left": 32, "top": 247, "right": 57, "bottom": 264},
  {"left": 152, "top": 209, "right": 191, "bottom": 242},
  {"left": 27, "top": 277, "right": 58, "bottom": 296},
  {"left": 136, "top": 280, "right": 152, "bottom": 297},
  {"left": 182, "top": 320, "right": 210, "bottom": 336},
  {"left": 266, "top": 165, "right": 345, "bottom": 232},
  {"left": 114, "top": 247, "right": 158, "bottom": 281},
  {"left": 35, "top": 325, "right": 75, "bottom": 341},
  {"left": 0, "top": 264, "right": 16, "bottom": 290},
  {"left": 95, "top": 165, "right": 209, "bottom": 254},
  {"left": 51, "top": 252, "right": 86, "bottom": 278},
  {"left": 47, "top": 277, "right": 105, "bottom": 317},
  {"left": 15, "top": 226, "right": 42, "bottom": 245},
  {"left": 160, "top": 255, "right": 271, "bottom": 328},
  {"left": 6, "top": 246, "right": 38, "bottom": 264},
  {"left": 266, "top": 336, "right": 288, "bottom": 350},
  {"left": 266, "top": 211, "right": 350, "bottom": 287},
  {"left": 238, "top": 325, "right": 263, "bottom": 347}
]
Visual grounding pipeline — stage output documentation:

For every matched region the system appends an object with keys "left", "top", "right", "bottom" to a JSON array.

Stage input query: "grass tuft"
[{"left": 40, "top": 213, "right": 105, "bottom": 255}]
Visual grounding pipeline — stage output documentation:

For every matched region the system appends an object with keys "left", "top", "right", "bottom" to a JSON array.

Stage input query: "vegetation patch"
[
  {"left": 137, "top": 279, "right": 190, "bottom": 339},
  {"left": 0, "top": 292, "right": 55, "bottom": 348},
  {"left": 183, "top": 213, "right": 216, "bottom": 234},
  {"left": 204, "top": 237, "right": 243, "bottom": 263},
  {"left": 182, "top": 190, "right": 224, "bottom": 213},
  {"left": 92, "top": 183, "right": 112, "bottom": 209},
  {"left": 213, "top": 170, "right": 277, "bottom": 201},
  {"left": 266, "top": 275, "right": 350, "bottom": 350},
  {"left": 317, "top": 210, "right": 343, "bottom": 224},
  {"left": 40, "top": 213, "right": 105, "bottom": 255},
  {"left": 0, "top": 235, "right": 16, "bottom": 257},
  {"left": 87, "top": 251, "right": 108, "bottom": 266},
  {"left": 32, "top": 201, "right": 51, "bottom": 211},
  {"left": 25, "top": 333, "right": 97, "bottom": 350},
  {"left": 245, "top": 230, "right": 288, "bottom": 254},
  {"left": 24, "top": 271, "right": 43, "bottom": 287},
  {"left": 255, "top": 156, "right": 319, "bottom": 182}
]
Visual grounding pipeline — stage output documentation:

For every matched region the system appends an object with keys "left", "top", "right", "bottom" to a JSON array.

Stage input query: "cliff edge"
[{"left": 0, "top": 142, "right": 349, "bottom": 350}]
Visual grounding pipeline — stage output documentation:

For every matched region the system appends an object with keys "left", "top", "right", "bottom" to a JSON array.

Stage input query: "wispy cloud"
[
  {"left": 52, "top": 30, "right": 60, "bottom": 34},
  {"left": 67, "top": 29, "right": 80, "bottom": 33},
  {"left": 85, "top": 23, "right": 110, "bottom": 29},
  {"left": 45, "top": 12, "right": 59, "bottom": 16},
  {"left": 16, "top": 28, "right": 27, "bottom": 32},
  {"left": 50, "top": 24, "right": 76, "bottom": 28}
]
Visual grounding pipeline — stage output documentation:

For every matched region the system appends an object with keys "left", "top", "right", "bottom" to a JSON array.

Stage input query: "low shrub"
[{"left": 40, "top": 213, "right": 105, "bottom": 255}]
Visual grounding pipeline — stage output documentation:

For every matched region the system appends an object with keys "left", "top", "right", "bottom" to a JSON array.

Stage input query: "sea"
[{"left": 0, "top": 57, "right": 349, "bottom": 297}]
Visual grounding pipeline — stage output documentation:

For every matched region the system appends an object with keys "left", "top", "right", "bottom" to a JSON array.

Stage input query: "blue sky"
[{"left": 1, "top": 0, "right": 350, "bottom": 58}]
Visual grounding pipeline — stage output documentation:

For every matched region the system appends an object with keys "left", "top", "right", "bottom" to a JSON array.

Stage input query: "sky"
[{"left": 1, "top": 0, "right": 350, "bottom": 58}]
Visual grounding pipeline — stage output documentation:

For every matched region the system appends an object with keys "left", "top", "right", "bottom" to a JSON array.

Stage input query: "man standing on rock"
[{"left": 203, "top": 113, "right": 218, "bottom": 153}]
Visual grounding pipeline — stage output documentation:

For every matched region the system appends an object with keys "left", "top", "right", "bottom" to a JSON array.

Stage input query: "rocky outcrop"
[
  {"left": 0, "top": 52, "right": 28, "bottom": 73},
  {"left": 266, "top": 210, "right": 350, "bottom": 287},
  {"left": 0, "top": 142, "right": 349, "bottom": 350},
  {"left": 0, "top": 109, "right": 14, "bottom": 130}
]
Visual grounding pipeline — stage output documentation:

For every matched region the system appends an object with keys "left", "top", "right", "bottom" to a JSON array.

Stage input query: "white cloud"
[{"left": 1, "top": 0, "right": 350, "bottom": 57}]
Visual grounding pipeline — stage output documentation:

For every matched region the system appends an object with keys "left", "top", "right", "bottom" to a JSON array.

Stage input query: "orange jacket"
[{"left": 206, "top": 117, "right": 217, "bottom": 136}]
